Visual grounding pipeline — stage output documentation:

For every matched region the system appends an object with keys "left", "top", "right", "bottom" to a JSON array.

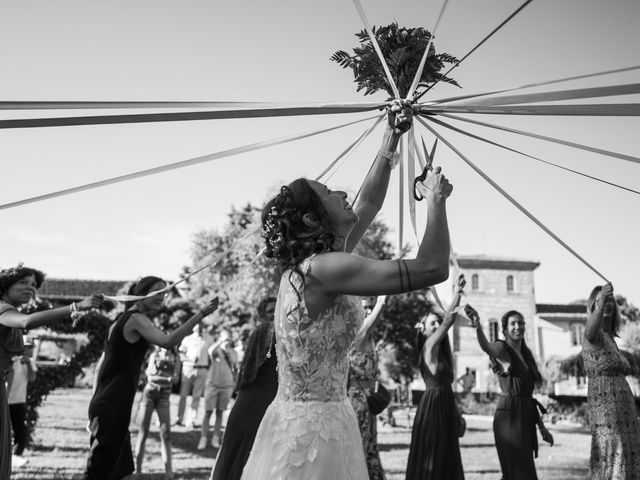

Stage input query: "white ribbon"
[
  {"left": 405, "top": 0, "right": 450, "bottom": 100},
  {"left": 416, "top": 116, "right": 610, "bottom": 282},
  {"left": 438, "top": 112, "right": 640, "bottom": 166},
  {"left": 425, "top": 103, "right": 640, "bottom": 116},
  {"left": 351, "top": 0, "right": 400, "bottom": 99}
]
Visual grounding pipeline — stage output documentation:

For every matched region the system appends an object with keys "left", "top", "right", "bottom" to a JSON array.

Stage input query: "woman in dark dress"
[
  {"left": 0, "top": 264, "right": 102, "bottom": 476},
  {"left": 85, "top": 276, "right": 218, "bottom": 480},
  {"left": 210, "top": 296, "right": 278, "bottom": 480},
  {"left": 405, "top": 274, "right": 466, "bottom": 480},
  {"left": 464, "top": 306, "right": 553, "bottom": 480}
]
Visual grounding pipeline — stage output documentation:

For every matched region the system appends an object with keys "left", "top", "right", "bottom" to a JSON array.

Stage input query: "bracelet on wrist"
[{"left": 378, "top": 149, "right": 400, "bottom": 169}]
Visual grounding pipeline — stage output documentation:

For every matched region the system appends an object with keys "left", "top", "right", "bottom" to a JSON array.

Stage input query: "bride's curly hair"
[{"left": 262, "top": 178, "right": 337, "bottom": 272}]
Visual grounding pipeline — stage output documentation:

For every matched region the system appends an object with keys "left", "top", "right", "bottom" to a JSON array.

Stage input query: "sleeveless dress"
[
  {"left": 240, "top": 257, "right": 369, "bottom": 480},
  {"left": 0, "top": 301, "right": 24, "bottom": 478},
  {"left": 405, "top": 345, "right": 464, "bottom": 480},
  {"left": 348, "top": 346, "right": 386, "bottom": 480},
  {"left": 85, "top": 309, "right": 149, "bottom": 480},
  {"left": 211, "top": 322, "right": 278, "bottom": 480},
  {"left": 492, "top": 342, "right": 543, "bottom": 480},
  {"left": 582, "top": 331, "right": 640, "bottom": 479}
]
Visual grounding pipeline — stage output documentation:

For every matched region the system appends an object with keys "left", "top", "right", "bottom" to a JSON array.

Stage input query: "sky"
[{"left": 0, "top": 0, "right": 638, "bottom": 306}]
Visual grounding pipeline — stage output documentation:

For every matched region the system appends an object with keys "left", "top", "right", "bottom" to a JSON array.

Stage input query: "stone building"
[{"left": 449, "top": 255, "right": 588, "bottom": 395}]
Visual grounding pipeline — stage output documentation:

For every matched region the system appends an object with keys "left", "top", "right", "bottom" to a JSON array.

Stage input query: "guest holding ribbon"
[
  {"left": 405, "top": 274, "right": 466, "bottom": 480},
  {"left": 582, "top": 283, "right": 640, "bottom": 479},
  {"left": 347, "top": 295, "right": 388, "bottom": 480},
  {"left": 85, "top": 276, "right": 218, "bottom": 480},
  {"left": 210, "top": 296, "right": 278, "bottom": 480},
  {"left": 464, "top": 305, "right": 553, "bottom": 480},
  {"left": 0, "top": 264, "right": 103, "bottom": 476}
]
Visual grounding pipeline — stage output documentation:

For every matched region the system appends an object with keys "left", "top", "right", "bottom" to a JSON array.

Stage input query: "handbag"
[{"left": 355, "top": 378, "right": 391, "bottom": 415}]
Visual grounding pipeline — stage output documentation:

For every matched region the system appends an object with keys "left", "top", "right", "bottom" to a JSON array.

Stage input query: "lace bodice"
[{"left": 275, "top": 257, "right": 364, "bottom": 402}]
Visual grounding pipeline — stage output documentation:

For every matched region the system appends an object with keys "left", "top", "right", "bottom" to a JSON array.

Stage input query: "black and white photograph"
[{"left": 0, "top": 0, "right": 639, "bottom": 478}]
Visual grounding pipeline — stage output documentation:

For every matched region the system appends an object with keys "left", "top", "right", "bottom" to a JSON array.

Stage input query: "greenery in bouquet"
[{"left": 331, "top": 22, "right": 460, "bottom": 99}]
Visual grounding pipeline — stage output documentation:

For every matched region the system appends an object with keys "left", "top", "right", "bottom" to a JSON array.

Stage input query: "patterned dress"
[
  {"left": 348, "top": 346, "right": 386, "bottom": 480},
  {"left": 240, "top": 256, "right": 369, "bottom": 480},
  {"left": 583, "top": 332, "right": 640, "bottom": 480}
]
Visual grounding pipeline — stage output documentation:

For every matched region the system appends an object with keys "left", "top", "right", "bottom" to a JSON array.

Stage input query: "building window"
[
  {"left": 489, "top": 319, "right": 500, "bottom": 343},
  {"left": 471, "top": 274, "right": 479, "bottom": 291},
  {"left": 506, "top": 275, "right": 514, "bottom": 292},
  {"left": 570, "top": 323, "right": 585, "bottom": 347}
]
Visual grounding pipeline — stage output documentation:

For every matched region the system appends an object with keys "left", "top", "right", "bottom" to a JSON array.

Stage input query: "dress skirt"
[
  {"left": 240, "top": 397, "right": 369, "bottom": 480},
  {"left": 405, "top": 384, "right": 464, "bottom": 480}
]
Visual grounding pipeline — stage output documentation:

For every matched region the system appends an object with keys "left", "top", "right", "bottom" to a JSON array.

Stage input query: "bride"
[{"left": 241, "top": 101, "right": 453, "bottom": 480}]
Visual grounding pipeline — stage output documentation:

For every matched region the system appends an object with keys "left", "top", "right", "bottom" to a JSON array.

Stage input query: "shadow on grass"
[
  {"left": 136, "top": 468, "right": 212, "bottom": 479},
  {"left": 32, "top": 444, "right": 87, "bottom": 453},
  {"left": 461, "top": 443, "right": 496, "bottom": 449},
  {"left": 379, "top": 442, "right": 409, "bottom": 452}
]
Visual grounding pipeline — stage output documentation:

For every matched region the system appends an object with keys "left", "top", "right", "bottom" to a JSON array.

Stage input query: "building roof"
[
  {"left": 456, "top": 254, "right": 540, "bottom": 271},
  {"left": 38, "top": 278, "right": 128, "bottom": 301},
  {"left": 536, "top": 303, "right": 587, "bottom": 314}
]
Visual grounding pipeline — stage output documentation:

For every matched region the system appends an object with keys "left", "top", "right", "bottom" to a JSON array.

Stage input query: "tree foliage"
[{"left": 331, "top": 22, "right": 460, "bottom": 99}]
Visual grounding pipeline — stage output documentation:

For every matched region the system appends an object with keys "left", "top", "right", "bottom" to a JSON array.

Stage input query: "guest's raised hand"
[
  {"left": 464, "top": 304, "right": 480, "bottom": 328},
  {"left": 455, "top": 274, "right": 466, "bottom": 295},
  {"left": 201, "top": 297, "right": 219, "bottom": 317},
  {"left": 77, "top": 294, "right": 104, "bottom": 311}
]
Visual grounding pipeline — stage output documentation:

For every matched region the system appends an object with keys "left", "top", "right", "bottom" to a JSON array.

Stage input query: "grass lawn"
[{"left": 12, "top": 388, "right": 589, "bottom": 479}]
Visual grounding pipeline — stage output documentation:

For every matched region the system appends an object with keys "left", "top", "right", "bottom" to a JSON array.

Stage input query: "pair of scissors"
[{"left": 413, "top": 138, "right": 437, "bottom": 201}]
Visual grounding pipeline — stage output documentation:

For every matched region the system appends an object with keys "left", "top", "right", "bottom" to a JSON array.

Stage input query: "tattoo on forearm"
[
  {"left": 401, "top": 260, "right": 413, "bottom": 291},
  {"left": 397, "top": 260, "right": 405, "bottom": 292}
]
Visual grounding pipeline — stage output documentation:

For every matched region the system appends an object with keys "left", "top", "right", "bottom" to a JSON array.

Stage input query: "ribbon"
[
  {"left": 351, "top": 0, "right": 400, "bottom": 99},
  {"left": 0, "top": 101, "right": 292, "bottom": 110},
  {"left": 425, "top": 115, "right": 639, "bottom": 195},
  {"left": 438, "top": 112, "right": 640, "bottom": 166},
  {"left": 405, "top": 0, "right": 450, "bottom": 100},
  {"left": 407, "top": 128, "right": 419, "bottom": 242},
  {"left": 0, "top": 114, "right": 378, "bottom": 212},
  {"left": 101, "top": 116, "right": 386, "bottom": 303},
  {"left": 426, "top": 103, "right": 640, "bottom": 116},
  {"left": 414, "top": 0, "right": 533, "bottom": 101},
  {"left": 0, "top": 102, "right": 383, "bottom": 130},
  {"left": 397, "top": 140, "right": 405, "bottom": 257},
  {"left": 428, "top": 65, "right": 640, "bottom": 105},
  {"left": 322, "top": 114, "right": 386, "bottom": 183},
  {"left": 416, "top": 116, "right": 610, "bottom": 282},
  {"left": 436, "top": 82, "right": 640, "bottom": 108}
]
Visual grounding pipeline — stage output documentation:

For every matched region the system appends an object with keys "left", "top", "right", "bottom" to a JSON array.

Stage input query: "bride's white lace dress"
[{"left": 240, "top": 257, "right": 369, "bottom": 480}]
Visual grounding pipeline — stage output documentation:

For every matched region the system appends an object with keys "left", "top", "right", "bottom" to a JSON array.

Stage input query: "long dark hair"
[
  {"left": 587, "top": 285, "right": 621, "bottom": 337},
  {"left": 124, "top": 276, "right": 165, "bottom": 310},
  {"left": 501, "top": 310, "right": 542, "bottom": 386},
  {"left": 416, "top": 309, "right": 454, "bottom": 370}
]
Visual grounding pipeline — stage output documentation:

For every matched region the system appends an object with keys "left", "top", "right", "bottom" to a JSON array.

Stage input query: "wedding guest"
[
  {"left": 210, "top": 296, "right": 278, "bottom": 480},
  {"left": 465, "top": 305, "right": 553, "bottom": 480},
  {"left": 348, "top": 295, "right": 387, "bottom": 480},
  {"left": 7, "top": 339, "right": 37, "bottom": 467},
  {"left": 85, "top": 276, "right": 218, "bottom": 480},
  {"left": 134, "top": 341, "right": 181, "bottom": 479},
  {"left": 583, "top": 283, "right": 640, "bottom": 479},
  {"left": 0, "top": 264, "right": 102, "bottom": 475},
  {"left": 175, "top": 323, "right": 212, "bottom": 428},
  {"left": 405, "top": 275, "right": 466, "bottom": 480},
  {"left": 198, "top": 328, "right": 238, "bottom": 450}
]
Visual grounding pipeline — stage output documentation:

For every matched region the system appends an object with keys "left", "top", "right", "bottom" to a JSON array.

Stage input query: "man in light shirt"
[
  {"left": 175, "top": 323, "right": 212, "bottom": 428},
  {"left": 198, "top": 328, "right": 238, "bottom": 450}
]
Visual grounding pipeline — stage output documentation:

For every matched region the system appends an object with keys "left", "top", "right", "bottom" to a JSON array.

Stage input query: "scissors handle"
[{"left": 413, "top": 164, "right": 431, "bottom": 201}]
